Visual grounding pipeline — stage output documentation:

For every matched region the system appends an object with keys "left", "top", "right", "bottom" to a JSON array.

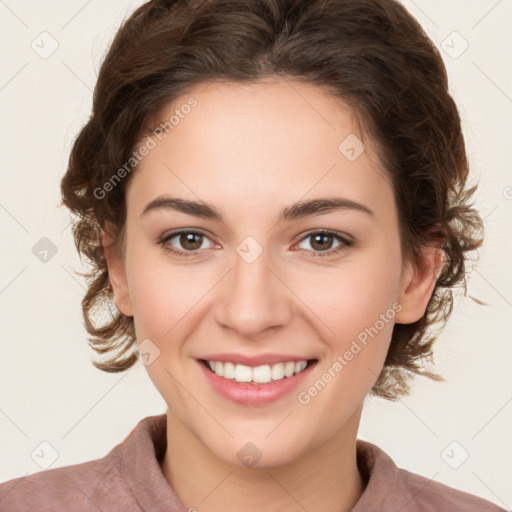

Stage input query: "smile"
[
  {"left": 204, "top": 359, "right": 313, "bottom": 384},
  {"left": 197, "top": 355, "right": 319, "bottom": 405}
]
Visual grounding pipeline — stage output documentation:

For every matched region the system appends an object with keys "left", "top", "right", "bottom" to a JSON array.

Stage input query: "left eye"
[{"left": 296, "top": 231, "right": 344, "bottom": 252}]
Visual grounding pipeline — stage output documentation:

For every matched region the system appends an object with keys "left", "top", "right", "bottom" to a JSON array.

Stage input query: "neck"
[{"left": 160, "top": 406, "right": 366, "bottom": 512}]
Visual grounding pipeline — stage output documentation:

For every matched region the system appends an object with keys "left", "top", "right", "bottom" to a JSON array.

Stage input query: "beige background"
[{"left": 0, "top": 0, "right": 511, "bottom": 508}]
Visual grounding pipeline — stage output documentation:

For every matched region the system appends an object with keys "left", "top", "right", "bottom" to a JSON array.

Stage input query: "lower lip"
[{"left": 197, "top": 359, "right": 317, "bottom": 406}]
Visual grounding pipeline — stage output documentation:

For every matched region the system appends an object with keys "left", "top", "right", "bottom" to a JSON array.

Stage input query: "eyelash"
[{"left": 157, "top": 229, "right": 354, "bottom": 260}]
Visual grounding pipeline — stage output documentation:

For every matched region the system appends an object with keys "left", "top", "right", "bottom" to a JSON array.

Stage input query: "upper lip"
[{"left": 199, "top": 353, "right": 316, "bottom": 367}]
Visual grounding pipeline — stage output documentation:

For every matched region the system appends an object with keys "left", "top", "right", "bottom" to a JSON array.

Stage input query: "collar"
[{"left": 119, "top": 414, "right": 412, "bottom": 511}]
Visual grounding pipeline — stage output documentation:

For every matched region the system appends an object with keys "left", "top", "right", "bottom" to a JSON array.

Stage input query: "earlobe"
[
  {"left": 102, "top": 228, "right": 134, "bottom": 317},
  {"left": 395, "top": 246, "right": 444, "bottom": 325}
]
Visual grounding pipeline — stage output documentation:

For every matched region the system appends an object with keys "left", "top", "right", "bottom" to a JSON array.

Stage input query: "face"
[{"left": 104, "top": 78, "right": 440, "bottom": 468}]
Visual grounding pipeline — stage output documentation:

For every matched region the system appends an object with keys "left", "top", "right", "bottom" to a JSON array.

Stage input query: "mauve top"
[{"left": 0, "top": 414, "right": 506, "bottom": 511}]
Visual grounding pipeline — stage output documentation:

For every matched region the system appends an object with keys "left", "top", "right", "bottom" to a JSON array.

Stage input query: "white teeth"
[
  {"left": 295, "top": 361, "right": 307, "bottom": 373},
  {"left": 271, "top": 363, "right": 285, "bottom": 381},
  {"left": 223, "top": 361, "right": 235, "bottom": 380},
  {"left": 234, "top": 364, "right": 252, "bottom": 382},
  {"left": 253, "top": 365, "right": 272, "bottom": 384},
  {"left": 214, "top": 361, "right": 224, "bottom": 377},
  {"left": 206, "top": 360, "right": 311, "bottom": 383},
  {"left": 284, "top": 361, "right": 295, "bottom": 377}
]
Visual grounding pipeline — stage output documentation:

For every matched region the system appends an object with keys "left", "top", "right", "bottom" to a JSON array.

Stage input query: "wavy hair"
[{"left": 60, "top": 0, "right": 484, "bottom": 400}]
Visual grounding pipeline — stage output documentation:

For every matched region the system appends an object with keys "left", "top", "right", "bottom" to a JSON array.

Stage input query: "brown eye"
[
  {"left": 178, "top": 232, "right": 204, "bottom": 251},
  {"left": 159, "top": 230, "right": 214, "bottom": 257},
  {"left": 309, "top": 233, "right": 335, "bottom": 251},
  {"left": 295, "top": 230, "right": 353, "bottom": 259}
]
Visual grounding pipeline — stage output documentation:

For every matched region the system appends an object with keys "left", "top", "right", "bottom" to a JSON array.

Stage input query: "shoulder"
[
  {"left": 355, "top": 439, "right": 506, "bottom": 512},
  {"left": 0, "top": 414, "right": 169, "bottom": 512},
  {"left": 0, "top": 444, "right": 137, "bottom": 512},
  {"left": 398, "top": 468, "right": 507, "bottom": 511}
]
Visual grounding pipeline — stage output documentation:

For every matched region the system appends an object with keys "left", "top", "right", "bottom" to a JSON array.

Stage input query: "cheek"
[
  {"left": 125, "top": 254, "right": 208, "bottom": 398},
  {"left": 294, "top": 274, "right": 399, "bottom": 437},
  {"left": 296, "top": 255, "right": 402, "bottom": 345},
  {"left": 126, "top": 250, "right": 211, "bottom": 341},
  {"left": 291, "top": 250, "right": 402, "bottom": 395}
]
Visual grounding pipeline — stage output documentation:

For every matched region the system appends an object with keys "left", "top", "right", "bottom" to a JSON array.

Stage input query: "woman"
[{"left": 0, "top": 0, "right": 506, "bottom": 510}]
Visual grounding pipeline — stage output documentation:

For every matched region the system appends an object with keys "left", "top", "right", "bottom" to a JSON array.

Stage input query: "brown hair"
[{"left": 60, "top": 0, "right": 484, "bottom": 400}]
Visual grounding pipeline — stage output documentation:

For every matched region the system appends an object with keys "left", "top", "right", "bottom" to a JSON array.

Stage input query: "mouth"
[
  {"left": 199, "top": 358, "right": 318, "bottom": 385},
  {"left": 197, "top": 357, "right": 318, "bottom": 405}
]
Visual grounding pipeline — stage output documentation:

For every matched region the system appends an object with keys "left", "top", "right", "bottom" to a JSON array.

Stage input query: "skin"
[{"left": 103, "top": 78, "right": 443, "bottom": 512}]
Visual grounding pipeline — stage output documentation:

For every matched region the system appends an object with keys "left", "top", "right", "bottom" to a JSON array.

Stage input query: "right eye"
[{"left": 158, "top": 229, "right": 215, "bottom": 258}]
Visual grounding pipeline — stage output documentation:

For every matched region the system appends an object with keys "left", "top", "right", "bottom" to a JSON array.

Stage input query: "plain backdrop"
[{"left": 0, "top": 0, "right": 511, "bottom": 508}]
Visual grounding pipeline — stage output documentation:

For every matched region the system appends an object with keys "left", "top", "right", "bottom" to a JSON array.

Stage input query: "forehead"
[{"left": 127, "top": 79, "right": 395, "bottom": 223}]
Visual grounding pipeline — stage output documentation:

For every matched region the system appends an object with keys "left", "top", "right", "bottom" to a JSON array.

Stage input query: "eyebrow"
[{"left": 140, "top": 195, "right": 375, "bottom": 222}]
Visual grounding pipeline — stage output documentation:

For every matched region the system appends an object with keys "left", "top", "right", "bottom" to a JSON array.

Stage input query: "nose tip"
[{"left": 214, "top": 251, "right": 292, "bottom": 338}]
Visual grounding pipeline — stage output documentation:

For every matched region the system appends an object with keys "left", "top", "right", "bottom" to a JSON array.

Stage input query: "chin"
[{"left": 201, "top": 426, "right": 310, "bottom": 470}]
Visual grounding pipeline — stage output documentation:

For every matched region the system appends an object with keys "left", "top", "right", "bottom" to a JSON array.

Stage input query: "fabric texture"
[{"left": 0, "top": 414, "right": 506, "bottom": 511}]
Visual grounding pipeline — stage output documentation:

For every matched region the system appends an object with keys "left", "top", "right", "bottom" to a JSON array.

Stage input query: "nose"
[{"left": 214, "top": 246, "right": 293, "bottom": 338}]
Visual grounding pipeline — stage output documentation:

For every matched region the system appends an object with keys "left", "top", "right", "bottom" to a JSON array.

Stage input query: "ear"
[
  {"left": 102, "top": 226, "right": 133, "bottom": 317},
  {"left": 394, "top": 245, "right": 444, "bottom": 324}
]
